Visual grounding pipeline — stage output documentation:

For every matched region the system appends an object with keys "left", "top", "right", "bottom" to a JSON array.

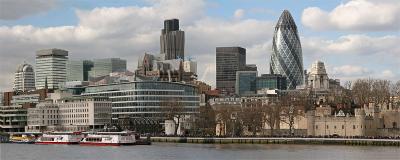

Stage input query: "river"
[{"left": 1, "top": 143, "right": 399, "bottom": 160}]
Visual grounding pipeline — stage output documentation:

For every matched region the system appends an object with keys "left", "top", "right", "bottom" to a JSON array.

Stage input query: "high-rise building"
[
  {"left": 13, "top": 63, "right": 35, "bottom": 92},
  {"left": 67, "top": 60, "right": 94, "bottom": 81},
  {"left": 307, "top": 61, "right": 329, "bottom": 90},
  {"left": 235, "top": 71, "right": 257, "bottom": 96},
  {"left": 216, "top": 47, "right": 246, "bottom": 95},
  {"left": 160, "top": 19, "right": 185, "bottom": 60},
  {"left": 256, "top": 74, "right": 287, "bottom": 91},
  {"left": 35, "top": 48, "right": 68, "bottom": 89},
  {"left": 88, "top": 58, "right": 127, "bottom": 79},
  {"left": 270, "top": 10, "right": 304, "bottom": 89}
]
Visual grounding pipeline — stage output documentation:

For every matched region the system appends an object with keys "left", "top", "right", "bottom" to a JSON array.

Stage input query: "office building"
[
  {"left": 82, "top": 81, "right": 200, "bottom": 131},
  {"left": 235, "top": 71, "right": 257, "bottom": 96},
  {"left": 0, "top": 105, "right": 28, "bottom": 132},
  {"left": 160, "top": 19, "right": 185, "bottom": 60},
  {"left": 13, "top": 63, "right": 35, "bottom": 92},
  {"left": 67, "top": 60, "right": 94, "bottom": 81},
  {"left": 35, "top": 48, "right": 69, "bottom": 89},
  {"left": 270, "top": 10, "right": 304, "bottom": 89},
  {"left": 88, "top": 58, "right": 127, "bottom": 79},
  {"left": 256, "top": 74, "right": 287, "bottom": 91},
  {"left": 216, "top": 47, "right": 246, "bottom": 95}
]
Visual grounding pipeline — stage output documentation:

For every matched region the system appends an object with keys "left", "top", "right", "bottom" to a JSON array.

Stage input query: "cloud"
[
  {"left": 0, "top": 0, "right": 275, "bottom": 90},
  {"left": 302, "top": 34, "right": 400, "bottom": 57},
  {"left": 302, "top": 0, "right": 400, "bottom": 31},
  {"left": 233, "top": 9, "right": 245, "bottom": 19},
  {"left": 332, "top": 65, "right": 372, "bottom": 77},
  {"left": 0, "top": 0, "right": 57, "bottom": 20}
]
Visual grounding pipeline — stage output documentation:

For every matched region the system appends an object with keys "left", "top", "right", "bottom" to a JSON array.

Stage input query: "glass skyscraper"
[
  {"left": 235, "top": 71, "right": 257, "bottom": 96},
  {"left": 160, "top": 19, "right": 185, "bottom": 60},
  {"left": 88, "top": 58, "right": 127, "bottom": 79},
  {"left": 216, "top": 47, "right": 246, "bottom": 95},
  {"left": 67, "top": 60, "right": 93, "bottom": 81},
  {"left": 270, "top": 10, "right": 304, "bottom": 89}
]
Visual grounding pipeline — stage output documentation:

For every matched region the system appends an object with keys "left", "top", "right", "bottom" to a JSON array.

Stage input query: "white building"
[
  {"left": 183, "top": 60, "right": 197, "bottom": 75},
  {"left": 26, "top": 92, "right": 112, "bottom": 132},
  {"left": 307, "top": 61, "right": 329, "bottom": 90},
  {"left": 35, "top": 48, "right": 68, "bottom": 89},
  {"left": 13, "top": 63, "right": 35, "bottom": 92}
]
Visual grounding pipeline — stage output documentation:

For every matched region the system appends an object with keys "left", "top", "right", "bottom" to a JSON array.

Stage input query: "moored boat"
[
  {"left": 80, "top": 131, "right": 136, "bottom": 146},
  {"left": 9, "top": 133, "right": 36, "bottom": 144},
  {"left": 35, "top": 132, "right": 82, "bottom": 145}
]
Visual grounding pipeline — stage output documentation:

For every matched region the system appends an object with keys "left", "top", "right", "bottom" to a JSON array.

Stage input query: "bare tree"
[
  {"left": 162, "top": 98, "right": 185, "bottom": 136},
  {"left": 239, "top": 100, "right": 265, "bottom": 136},
  {"left": 279, "top": 91, "right": 307, "bottom": 136},
  {"left": 194, "top": 103, "right": 216, "bottom": 136}
]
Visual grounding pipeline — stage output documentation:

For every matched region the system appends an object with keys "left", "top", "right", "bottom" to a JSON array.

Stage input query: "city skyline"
[{"left": 1, "top": 0, "right": 399, "bottom": 90}]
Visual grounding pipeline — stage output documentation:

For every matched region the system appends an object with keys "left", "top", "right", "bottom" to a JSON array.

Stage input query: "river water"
[{"left": 1, "top": 143, "right": 399, "bottom": 160}]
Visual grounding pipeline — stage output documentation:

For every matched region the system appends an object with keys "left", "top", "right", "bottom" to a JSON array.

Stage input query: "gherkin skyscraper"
[{"left": 270, "top": 10, "right": 304, "bottom": 89}]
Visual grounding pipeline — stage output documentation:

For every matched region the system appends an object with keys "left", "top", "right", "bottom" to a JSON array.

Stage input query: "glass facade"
[
  {"left": 270, "top": 10, "right": 304, "bottom": 89},
  {"left": 35, "top": 49, "right": 68, "bottom": 89},
  {"left": 235, "top": 71, "right": 257, "bottom": 96},
  {"left": 256, "top": 74, "right": 287, "bottom": 90},
  {"left": 67, "top": 60, "right": 94, "bottom": 81},
  {"left": 82, "top": 81, "right": 200, "bottom": 126},
  {"left": 216, "top": 47, "right": 246, "bottom": 95},
  {"left": 88, "top": 58, "right": 127, "bottom": 78}
]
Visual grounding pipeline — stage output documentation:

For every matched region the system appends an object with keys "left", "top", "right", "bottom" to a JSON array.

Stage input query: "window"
[
  {"left": 353, "top": 125, "right": 356, "bottom": 129},
  {"left": 342, "top": 125, "right": 344, "bottom": 129},
  {"left": 315, "top": 125, "right": 318, "bottom": 129},
  {"left": 326, "top": 125, "right": 329, "bottom": 129}
]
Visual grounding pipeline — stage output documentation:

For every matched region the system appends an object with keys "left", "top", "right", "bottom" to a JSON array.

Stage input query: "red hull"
[
  {"left": 35, "top": 141, "right": 79, "bottom": 145},
  {"left": 79, "top": 142, "right": 135, "bottom": 146}
]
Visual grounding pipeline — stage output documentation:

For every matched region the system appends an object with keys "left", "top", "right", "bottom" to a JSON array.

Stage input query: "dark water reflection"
[{"left": 1, "top": 143, "right": 399, "bottom": 160}]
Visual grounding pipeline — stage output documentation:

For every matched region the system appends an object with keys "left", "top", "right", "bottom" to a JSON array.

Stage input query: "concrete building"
[
  {"left": 35, "top": 48, "right": 69, "bottom": 89},
  {"left": 160, "top": 19, "right": 185, "bottom": 60},
  {"left": 13, "top": 63, "right": 35, "bottom": 92},
  {"left": 235, "top": 71, "right": 257, "bottom": 96},
  {"left": 270, "top": 10, "right": 304, "bottom": 89},
  {"left": 183, "top": 60, "right": 197, "bottom": 75},
  {"left": 216, "top": 47, "right": 247, "bottom": 95},
  {"left": 88, "top": 58, "right": 127, "bottom": 79},
  {"left": 67, "top": 60, "right": 94, "bottom": 81},
  {"left": 26, "top": 93, "right": 112, "bottom": 132},
  {"left": 0, "top": 105, "right": 28, "bottom": 132}
]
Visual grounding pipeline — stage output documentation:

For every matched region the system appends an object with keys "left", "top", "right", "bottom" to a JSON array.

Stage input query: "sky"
[{"left": 0, "top": 0, "right": 399, "bottom": 90}]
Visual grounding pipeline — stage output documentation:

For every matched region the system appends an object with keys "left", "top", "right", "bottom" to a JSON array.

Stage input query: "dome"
[{"left": 16, "top": 63, "right": 34, "bottom": 73}]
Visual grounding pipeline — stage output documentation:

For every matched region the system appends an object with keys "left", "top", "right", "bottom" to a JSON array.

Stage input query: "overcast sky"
[{"left": 0, "top": 0, "right": 399, "bottom": 91}]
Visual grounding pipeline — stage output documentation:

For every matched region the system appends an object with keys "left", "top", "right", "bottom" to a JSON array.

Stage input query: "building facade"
[
  {"left": 160, "top": 19, "right": 185, "bottom": 60},
  {"left": 88, "top": 58, "right": 127, "bottom": 79},
  {"left": 216, "top": 47, "right": 247, "bottom": 95},
  {"left": 235, "top": 71, "right": 257, "bottom": 96},
  {"left": 67, "top": 60, "right": 94, "bottom": 81},
  {"left": 270, "top": 10, "right": 304, "bottom": 89},
  {"left": 0, "top": 105, "right": 28, "bottom": 132},
  {"left": 82, "top": 81, "right": 200, "bottom": 131},
  {"left": 35, "top": 48, "right": 69, "bottom": 89},
  {"left": 26, "top": 96, "right": 112, "bottom": 132},
  {"left": 307, "top": 61, "right": 329, "bottom": 90},
  {"left": 13, "top": 63, "right": 35, "bottom": 92},
  {"left": 256, "top": 74, "right": 287, "bottom": 91}
]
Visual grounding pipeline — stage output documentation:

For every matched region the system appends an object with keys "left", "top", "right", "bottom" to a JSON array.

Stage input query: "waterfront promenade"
[{"left": 146, "top": 137, "right": 400, "bottom": 146}]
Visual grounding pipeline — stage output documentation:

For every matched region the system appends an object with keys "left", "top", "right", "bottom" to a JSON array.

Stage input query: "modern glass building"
[
  {"left": 35, "top": 48, "right": 68, "bottom": 89},
  {"left": 216, "top": 47, "right": 247, "bottom": 95},
  {"left": 160, "top": 19, "right": 185, "bottom": 60},
  {"left": 13, "top": 63, "right": 35, "bottom": 92},
  {"left": 81, "top": 81, "right": 200, "bottom": 130},
  {"left": 67, "top": 60, "right": 94, "bottom": 81},
  {"left": 235, "top": 71, "right": 257, "bottom": 96},
  {"left": 88, "top": 58, "right": 127, "bottom": 79},
  {"left": 270, "top": 10, "right": 304, "bottom": 89},
  {"left": 256, "top": 74, "right": 287, "bottom": 90}
]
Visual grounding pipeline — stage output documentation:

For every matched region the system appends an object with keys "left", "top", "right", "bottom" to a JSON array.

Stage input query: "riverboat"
[
  {"left": 35, "top": 132, "right": 82, "bottom": 145},
  {"left": 80, "top": 131, "right": 136, "bottom": 146}
]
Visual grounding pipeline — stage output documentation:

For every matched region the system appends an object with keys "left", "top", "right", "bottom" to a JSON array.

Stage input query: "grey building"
[
  {"left": 13, "top": 63, "right": 35, "bottom": 92},
  {"left": 216, "top": 47, "right": 246, "bottom": 95},
  {"left": 160, "top": 19, "right": 185, "bottom": 60},
  {"left": 35, "top": 48, "right": 68, "bottom": 89},
  {"left": 88, "top": 58, "right": 127, "bottom": 79},
  {"left": 235, "top": 71, "right": 257, "bottom": 96},
  {"left": 270, "top": 10, "right": 304, "bottom": 89},
  {"left": 67, "top": 60, "right": 94, "bottom": 81}
]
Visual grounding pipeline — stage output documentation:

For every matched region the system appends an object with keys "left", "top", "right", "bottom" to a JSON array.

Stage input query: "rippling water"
[{"left": 1, "top": 143, "right": 399, "bottom": 160}]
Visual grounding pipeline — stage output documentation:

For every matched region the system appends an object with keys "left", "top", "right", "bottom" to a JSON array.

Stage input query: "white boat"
[
  {"left": 35, "top": 132, "right": 82, "bottom": 145},
  {"left": 80, "top": 131, "right": 136, "bottom": 146}
]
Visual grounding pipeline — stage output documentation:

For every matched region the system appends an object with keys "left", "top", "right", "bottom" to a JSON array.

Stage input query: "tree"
[
  {"left": 194, "top": 103, "right": 216, "bottom": 136},
  {"left": 162, "top": 98, "right": 185, "bottom": 136},
  {"left": 239, "top": 100, "right": 265, "bottom": 136},
  {"left": 278, "top": 91, "right": 307, "bottom": 136}
]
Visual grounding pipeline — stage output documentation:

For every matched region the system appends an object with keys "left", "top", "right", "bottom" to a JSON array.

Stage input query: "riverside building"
[{"left": 81, "top": 81, "right": 200, "bottom": 131}]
